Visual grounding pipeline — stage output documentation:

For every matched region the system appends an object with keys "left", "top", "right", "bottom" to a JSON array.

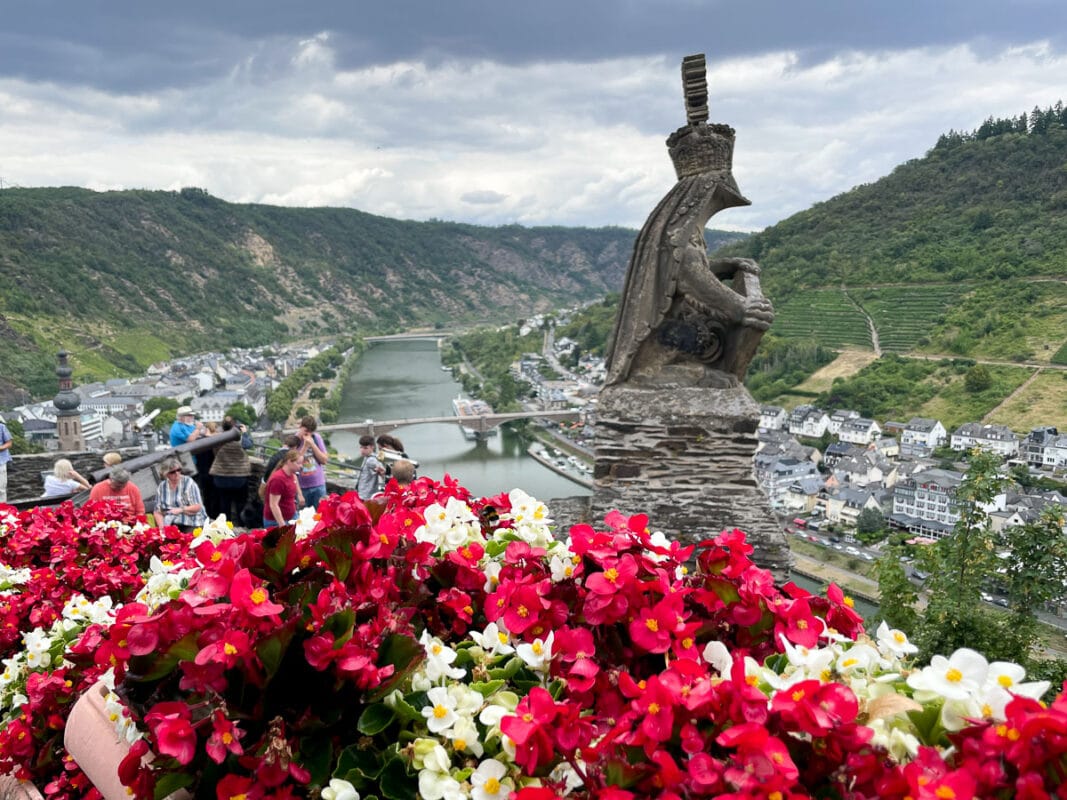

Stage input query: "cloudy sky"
[{"left": 2, "top": 1, "right": 1065, "bottom": 231}]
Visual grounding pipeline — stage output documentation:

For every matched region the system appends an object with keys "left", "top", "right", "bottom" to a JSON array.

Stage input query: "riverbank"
[{"left": 527, "top": 444, "right": 593, "bottom": 489}]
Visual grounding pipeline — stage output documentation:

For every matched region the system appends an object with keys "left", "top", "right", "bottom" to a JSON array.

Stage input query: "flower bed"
[{"left": 1, "top": 480, "right": 1065, "bottom": 799}]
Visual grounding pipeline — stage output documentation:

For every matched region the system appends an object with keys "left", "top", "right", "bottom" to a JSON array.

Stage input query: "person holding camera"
[
  {"left": 296, "top": 415, "right": 329, "bottom": 509},
  {"left": 210, "top": 417, "right": 253, "bottom": 525},
  {"left": 169, "top": 405, "right": 205, "bottom": 448}
]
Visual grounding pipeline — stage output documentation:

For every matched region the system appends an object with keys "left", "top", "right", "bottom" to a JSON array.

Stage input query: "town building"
[{"left": 950, "top": 422, "right": 1020, "bottom": 457}]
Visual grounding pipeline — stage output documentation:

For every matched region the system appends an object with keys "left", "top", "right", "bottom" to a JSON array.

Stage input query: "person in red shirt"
[
  {"left": 263, "top": 449, "right": 301, "bottom": 528},
  {"left": 87, "top": 467, "right": 145, "bottom": 519}
]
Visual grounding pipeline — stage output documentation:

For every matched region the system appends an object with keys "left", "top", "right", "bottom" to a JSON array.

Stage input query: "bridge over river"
[{"left": 289, "top": 409, "right": 581, "bottom": 439}]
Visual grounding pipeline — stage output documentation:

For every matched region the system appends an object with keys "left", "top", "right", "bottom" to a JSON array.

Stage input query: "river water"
[{"left": 332, "top": 340, "right": 590, "bottom": 500}]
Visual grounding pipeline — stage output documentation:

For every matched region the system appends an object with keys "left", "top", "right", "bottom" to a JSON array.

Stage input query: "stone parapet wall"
[
  {"left": 590, "top": 384, "right": 791, "bottom": 579},
  {"left": 4, "top": 450, "right": 141, "bottom": 503}
]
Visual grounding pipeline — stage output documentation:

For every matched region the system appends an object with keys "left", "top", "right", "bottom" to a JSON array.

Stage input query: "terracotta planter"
[
  {"left": 64, "top": 681, "right": 189, "bottom": 800},
  {"left": 0, "top": 774, "right": 44, "bottom": 800}
]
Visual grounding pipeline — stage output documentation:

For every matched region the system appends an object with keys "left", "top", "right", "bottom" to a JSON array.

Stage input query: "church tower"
[{"left": 54, "top": 350, "right": 85, "bottom": 452}]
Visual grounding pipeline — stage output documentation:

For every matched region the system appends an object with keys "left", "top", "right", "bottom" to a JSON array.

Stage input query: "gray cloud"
[
  {"left": 461, "top": 190, "right": 509, "bottom": 205},
  {"left": 0, "top": 4, "right": 1065, "bottom": 231}
]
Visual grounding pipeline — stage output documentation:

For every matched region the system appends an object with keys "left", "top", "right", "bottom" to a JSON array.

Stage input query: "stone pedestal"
[{"left": 591, "top": 384, "right": 791, "bottom": 578}]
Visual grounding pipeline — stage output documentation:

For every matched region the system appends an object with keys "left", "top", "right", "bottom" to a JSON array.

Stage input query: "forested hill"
[
  {"left": 720, "top": 104, "right": 1067, "bottom": 299},
  {"left": 0, "top": 187, "right": 726, "bottom": 402}
]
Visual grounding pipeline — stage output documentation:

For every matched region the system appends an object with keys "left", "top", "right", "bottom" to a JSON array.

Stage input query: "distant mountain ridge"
[{"left": 0, "top": 185, "right": 743, "bottom": 402}]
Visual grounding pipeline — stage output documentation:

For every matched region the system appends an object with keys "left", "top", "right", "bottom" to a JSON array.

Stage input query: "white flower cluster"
[
  {"left": 0, "top": 511, "right": 20, "bottom": 535},
  {"left": 99, "top": 668, "right": 143, "bottom": 745},
  {"left": 415, "top": 497, "right": 484, "bottom": 552},
  {"left": 90, "top": 518, "right": 152, "bottom": 537},
  {"left": 135, "top": 556, "right": 198, "bottom": 612},
  {"left": 393, "top": 631, "right": 535, "bottom": 800},
  {"left": 727, "top": 621, "right": 1050, "bottom": 763},
  {"left": 0, "top": 562, "right": 32, "bottom": 592},
  {"left": 907, "top": 647, "right": 1049, "bottom": 732},
  {"left": 190, "top": 514, "right": 238, "bottom": 548},
  {"left": 0, "top": 593, "right": 118, "bottom": 720},
  {"left": 497, "top": 489, "right": 555, "bottom": 550}
]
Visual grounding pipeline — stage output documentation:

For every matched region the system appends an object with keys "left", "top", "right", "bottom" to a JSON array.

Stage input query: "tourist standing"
[
  {"left": 264, "top": 449, "right": 301, "bottom": 528},
  {"left": 0, "top": 420, "right": 11, "bottom": 503},
  {"left": 259, "top": 434, "right": 304, "bottom": 508},
  {"left": 195, "top": 420, "right": 220, "bottom": 516},
  {"left": 210, "top": 418, "right": 252, "bottom": 524},
  {"left": 153, "top": 456, "right": 207, "bottom": 533},
  {"left": 357, "top": 434, "right": 385, "bottom": 499},
  {"left": 169, "top": 406, "right": 205, "bottom": 448},
  {"left": 88, "top": 467, "right": 145, "bottom": 519},
  {"left": 42, "top": 458, "right": 91, "bottom": 497},
  {"left": 389, "top": 459, "right": 416, "bottom": 489},
  {"left": 296, "top": 415, "right": 329, "bottom": 509}
]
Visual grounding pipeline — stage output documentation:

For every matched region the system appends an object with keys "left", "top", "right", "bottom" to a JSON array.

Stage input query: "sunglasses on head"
[{"left": 167, "top": 468, "right": 182, "bottom": 475}]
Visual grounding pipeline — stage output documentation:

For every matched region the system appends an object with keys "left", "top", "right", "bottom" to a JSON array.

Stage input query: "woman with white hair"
[{"left": 42, "top": 458, "right": 91, "bottom": 497}]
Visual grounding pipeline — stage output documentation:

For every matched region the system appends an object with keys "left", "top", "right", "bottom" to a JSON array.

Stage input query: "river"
[{"left": 332, "top": 339, "right": 591, "bottom": 500}]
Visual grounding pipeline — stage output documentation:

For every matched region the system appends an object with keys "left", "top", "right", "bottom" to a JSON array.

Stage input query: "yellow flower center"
[
  {"left": 792, "top": 689, "right": 805, "bottom": 702},
  {"left": 604, "top": 567, "right": 619, "bottom": 583},
  {"left": 645, "top": 619, "right": 659, "bottom": 632},
  {"left": 497, "top": 631, "right": 508, "bottom": 644},
  {"left": 224, "top": 643, "right": 238, "bottom": 656},
  {"left": 945, "top": 667, "right": 963, "bottom": 683},
  {"left": 433, "top": 705, "right": 449, "bottom": 719},
  {"left": 211, "top": 551, "right": 222, "bottom": 562},
  {"left": 796, "top": 619, "right": 808, "bottom": 630},
  {"left": 647, "top": 702, "right": 660, "bottom": 714},
  {"left": 893, "top": 631, "right": 907, "bottom": 644},
  {"left": 935, "top": 786, "right": 956, "bottom": 799},
  {"left": 484, "top": 777, "right": 501, "bottom": 795},
  {"left": 517, "top": 605, "right": 529, "bottom": 618},
  {"left": 997, "top": 675, "right": 1014, "bottom": 688},
  {"left": 222, "top": 732, "right": 233, "bottom": 744},
  {"left": 431, "top": 644, "right": 442, "bottom": 655},
  {"left": 454, "top": 738, "right": 466, "bottom": 751},
  {"left": 250, "top": 588, "right": 267, "bottom": 605}
]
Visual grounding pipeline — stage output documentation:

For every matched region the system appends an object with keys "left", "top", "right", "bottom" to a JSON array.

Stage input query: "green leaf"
[
  {"left": 379, "top": 755, "right": 418, "bottom": 800},
  {"left": 256, "top": 626, "right": 294, "bottom": 680},
  {"left": 358, "top": 703, "right": 396, "bottom": 735},
  {"left": 263, "top": 527, "right": 296, "bottom": 574},
  {"left": 470, "top": 679, "right": 505, "bottom": 697},
  {"left": 298, "top": 734, "right": 334, "bottom": 786},
  {"left": 325, "top": 609, "right": 356, "bottom": 647},
  {"left": 367, "top": 634, "right": 425, "bottom": 702},
  {"left": 154, "top": 772, "right": 195, "bottom": 800},
  {"left": 338, "top": 742, "right": 387, "bottom": 780},
  {"left": 389, "top": 695, "right": 425, "bottom": 725}
]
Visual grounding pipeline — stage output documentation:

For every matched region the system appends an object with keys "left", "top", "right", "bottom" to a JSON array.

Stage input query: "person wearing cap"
[
  {"left": 169, "top": 405, "right": 206, "bottom": 448},
  {"left": 87, "top": 467, "right": 146, "bottom": 518}
]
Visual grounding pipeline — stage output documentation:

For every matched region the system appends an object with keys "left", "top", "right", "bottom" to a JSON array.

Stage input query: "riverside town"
[{"left": 1, "top": 12, "right": 1067, "bottom": 800}]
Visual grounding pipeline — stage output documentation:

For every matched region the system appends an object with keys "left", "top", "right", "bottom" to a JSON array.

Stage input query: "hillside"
[{"left": 0, "top": 187, "right": 664, "bottom": 403}]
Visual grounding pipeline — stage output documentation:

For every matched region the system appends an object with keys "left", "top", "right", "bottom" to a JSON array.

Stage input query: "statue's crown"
[{"left": 667, "top": 122, "right": 736, "bottom": 179}]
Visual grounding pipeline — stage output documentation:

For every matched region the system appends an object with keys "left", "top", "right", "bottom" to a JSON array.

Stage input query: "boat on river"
[{"left": 452, "top": 395, "right": 497, "bottom": 440}]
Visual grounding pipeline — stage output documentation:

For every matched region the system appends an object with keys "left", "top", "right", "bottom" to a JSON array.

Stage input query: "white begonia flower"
[
  {"left": 422, "top": 686, "right": 459, "bottom": 734},
  {"left": 702, "top": 640, "right": 733, "bottom": 676},
  {"left": 293, "top": 506, "right": 319, "bottom": 540},
  {"left": 985, "top": 661, "right": 1050, "bottom": 701},
  {"left": 482, "top": 561, "right": 502, "bottom": 593},
  {"left": 876, "top": 621, "right": 920, "bottom": 659},
  {"left": 418, "top": 497, "right": 481, "bottom": 552},
  {"left": 835, "top": 643, "right": 882, "bottom": 676},
  {"left": 419, "top": 749, "right": 466, "bottom": 800},
  {"left": 471, "top": 758, "right": 513, "bottom": 800},
  {"left": 549, "top": 553, "right": 577, "bottom": 583},
  {"left": 469, "top": 622, "right": 515, "bottom": 658},
  {"left": 448, "top": 683, "right": 486, "bottom": 717},
  {"left": 907, "top": 648, "right": 988, "bottom": 701},
  {"left": 744, "top": 654, "right": 788, "bottom": 690},
  {"left": 867, "top": 718, "right": 922, "bottom": 762},
  {"left": 22, "top": 629, "right": 53, "bottom": 669},
  {"left": 478, "top": 692, "right": 519, "bottom": 731},
  {"left": 516, "top": 632, "right": 554, "bottom": 675},
  {"left": 778, "top": 635, "right": 835, "bottom": 679},
  {"left": 321, "top": 779, "right": 360, "bottom": 800},
  {"left": 446, "top": 715, "right": 485, "bottom": 757},
  {"left": 419, "top": 631, "right": 466, "bottom": 684},
  {"left": 549, "top": 761, "right": 587, "bottom": 794}
]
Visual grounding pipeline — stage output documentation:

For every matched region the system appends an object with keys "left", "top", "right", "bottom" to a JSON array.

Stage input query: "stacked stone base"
[{"left": 590, "top": 384, "right": 791, "bottom": 579}]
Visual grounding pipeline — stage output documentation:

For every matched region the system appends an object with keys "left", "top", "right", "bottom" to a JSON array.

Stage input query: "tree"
[
  {"left": 144, "top": 397, "right": 179, "bottom": 415},
  {"left": 224, "top": 402, "right": 258, "bottom": 426},
  {"left": 4, "top": 419, "right": 41, "bottom": 455},
  {"left": 873, "top": 544, "right": 919, "bottom": 634},
  {"left": 855, "top": 508, "right": 885, "bottom": 535},
  {"left": 964, "top": 364, "right": 992, "bottom": 393}
]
